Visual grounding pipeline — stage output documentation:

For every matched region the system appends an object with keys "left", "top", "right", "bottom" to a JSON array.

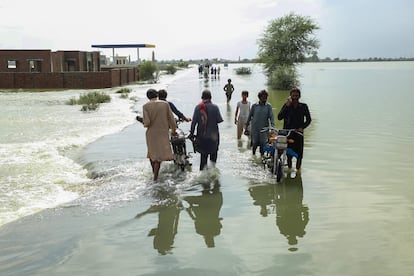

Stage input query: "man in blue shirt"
[
  {"left": 158, "top": 89, "right": 191, "bottom": 122},
  {"left": 189, "top": 90, "right": 223, "bottom": 170},
  {"left": 246, "top": 90, "right": 275, "bottom": 155}
]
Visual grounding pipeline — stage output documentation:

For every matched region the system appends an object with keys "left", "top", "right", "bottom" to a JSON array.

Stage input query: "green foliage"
[
  {"left": 258, "top": 13, "right": 320, "bottom": 72},
  {"left": 66, "top": 91, "right": 111, "bottom": 111},
  {"left": 115, "top": 87, "right": 131, "bottom": 99},
  {"left": 235, "top": 67, "right": 252, "bottom": 75},
  {"left": 115, "top": 88, "right": 131, "bottom": 94},
  {"left": 119, "top": 93, "right": 129, "bottom": 99},
  {"left": 158, "top": 64, "right": 178, "bottom": 74},
  {"left": 267, "top": 65, "right": 300, "bottom": 90},
  {"left": 177, "top": 61, "right": 189, "bottom": 68},
  {"left": 258, "top": 13, "right": 319, "bottom": 90},
  {"left": 138, "top": 61, "right": 158, "bottom": 81},
  {"left": 165, "top": 64, "right": 177, "bottom": 75},
  {"left": 66, "top": 97, "right": 78, "bottom": 105}
]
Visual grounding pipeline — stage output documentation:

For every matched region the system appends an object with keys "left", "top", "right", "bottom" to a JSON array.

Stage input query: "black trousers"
[
  {"left": 288, "top": 132, "right": 304, "bottom": 158},
  {"left": 200, "top": 152, "right": 218, "bottom": 171}
]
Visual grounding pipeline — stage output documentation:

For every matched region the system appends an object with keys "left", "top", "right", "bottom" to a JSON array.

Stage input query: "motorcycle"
[
  {"left": 261, "top": 127, "right": 301, "bottom": 182},
  {"left": 170, "top": 119, "right": 192, "bottom": 171}
]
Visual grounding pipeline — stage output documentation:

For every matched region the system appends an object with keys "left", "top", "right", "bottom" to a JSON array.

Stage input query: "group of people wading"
[{"left": 138, "top": 82, "right": 311, "bottom": 181}]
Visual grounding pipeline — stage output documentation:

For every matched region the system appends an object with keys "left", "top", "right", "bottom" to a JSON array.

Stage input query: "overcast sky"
[{"left": 1, "top": 0, "right": 413, "bottom": 61}]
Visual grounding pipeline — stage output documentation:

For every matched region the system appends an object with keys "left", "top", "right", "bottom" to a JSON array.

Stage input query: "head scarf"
[{"left": 198, "top": 99, "right": 211, "bottom": 134}]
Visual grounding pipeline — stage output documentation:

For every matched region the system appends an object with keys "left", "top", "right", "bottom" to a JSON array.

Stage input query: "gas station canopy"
[
  {"left": 91, "top": 43, "right": 156, "bottom": 62},
  {"left": 91, "top": 44, "right": 155, "bottom": 49}
]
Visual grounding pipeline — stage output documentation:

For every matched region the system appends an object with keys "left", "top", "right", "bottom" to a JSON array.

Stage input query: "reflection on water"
[
  {"left": 249, "top": 181, "right": 275, "bottom": 217},
  {"left": 248, "top": 173, "right": 309, "bottom": 251},
  {"left": 147, "top": 204, "right": 180, "bottom": 255},
  {"left": 226, "top": 103, "right": 232, "bottom": 122},
  {"left": 135, "top": 176, "right": 223, "bottom": 254},
  {"left": 275, "top": 173, "right": 309, "bottom": 251},
  {"left": 135, "top": 185, "right": 181, "bottom": 255},
  {"left": 183, "top": 180, "right": 223, "bottom": 248}
]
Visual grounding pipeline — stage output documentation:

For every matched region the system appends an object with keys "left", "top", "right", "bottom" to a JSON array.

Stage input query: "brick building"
[{"left": 0, "top": 49, "right": 138, "bottom": 89}]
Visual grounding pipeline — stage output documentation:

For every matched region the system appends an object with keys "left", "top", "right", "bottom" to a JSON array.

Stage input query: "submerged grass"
[
  {"left": 66, "top": 91, "right": 111, "bottom": 111},
  {"left": 115, "top": 88, "right": 131, "bottom": 99},
  {"left": 235, "top": 67, "right": 252, "bottom": 75}
]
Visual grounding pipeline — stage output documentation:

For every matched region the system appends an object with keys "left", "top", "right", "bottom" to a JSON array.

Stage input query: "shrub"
[
  {"left": 177, "top": 61, "right": 189, "bottom": 68},
  {"left": 66, "top": 97, "right": 78, "bottom": 105},
  {"left": 66, "top": 91, "right": 111, "bottom": 111},
  {"left": 165, "top": 64, "right": 177, "bottom": 75},
  {"left": 267, "top": 65, "right": 300, "bottom": 90},
  {"left": 115, "top": 88, "right": 131, "bottom": 99},
  {"left": 138, "top": 61, "right": 158, "bottom": 81},
  {"left": 77, "top": 92, "right": 111, "bottom": 105},
  {"left": 115, "top": 88, "right": 131, "bottom": 94},
  {"left": 235, "top": 67, "right": 252, "bottom": 75}
]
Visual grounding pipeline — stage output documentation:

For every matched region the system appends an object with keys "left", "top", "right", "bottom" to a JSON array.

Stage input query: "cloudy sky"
[{"left": 1, "top": 0, "right": 413, "bottom": 61}]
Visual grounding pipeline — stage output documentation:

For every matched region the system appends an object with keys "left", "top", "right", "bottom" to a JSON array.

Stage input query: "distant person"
[
  {"left": 203, "top": 66, "right": 209, "bottom": 78},
  {"left": 198, "top": 64, "right": 203, "bottom": 77},
  {"left": 245, "top": 89, "right": 274, "bottom": 155},
  {"left": 234, "top": 90, "right": 251, "bottom": 140},
  {"left": 158, "top": 89, "right": 191, "bottom": 122},
  {"left": 140, "top": 88, "right": 177, "bottom": 181},
  {"left": 223, "top": 78, "right": 235, "bottom": 103},
  {"left": 189, "top": 90, "right": 223, "bottom": 170},
  {"left": 277, "top": 87, "right": 311, "bottom": 170}
]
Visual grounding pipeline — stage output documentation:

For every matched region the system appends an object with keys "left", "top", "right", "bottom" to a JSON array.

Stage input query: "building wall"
[
  {"left": 63, "top": 72, "right": 112, "bottom": 88},
  {"left": 0, "top": 72, "right": 116, "bottom": 89},
  {"left": 0, "top": 50, "right": 136, "bottom": 89},
  {"left": 51, "top": 51, "right": 65, "bottom": 72},
  {"left": 0, "top": 50, "right": 52, "bottom": 73}
]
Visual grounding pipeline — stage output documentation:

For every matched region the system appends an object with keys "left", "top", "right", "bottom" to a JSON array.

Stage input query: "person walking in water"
[
  {"left": 223, "top": 78, "right": 234, "bottom": 103},
  {"left": 277, "top": 87, "right": 311, "bottom": 170},
  {"left": 141, "top": 89, "right": 177, "bottom": 181},
  {"left": 158, "top": 89, "right": 191, "bottom": 122},
  {"left": 234, "top": 90, "right": 251, "bottom": 140},
  {"left": 189, "top": 90, "right": 223, "bottom": 171},
  {"left": 245, "top": 89, "right": 274, "bottom": 155}
]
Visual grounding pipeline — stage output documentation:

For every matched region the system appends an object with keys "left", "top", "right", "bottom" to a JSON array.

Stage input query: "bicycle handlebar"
[{"left": 260, "top": 126, "right": 303, "bottom": 136}]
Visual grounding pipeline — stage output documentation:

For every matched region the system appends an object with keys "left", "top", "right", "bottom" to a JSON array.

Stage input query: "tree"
[
  {"left": 258, "top": 13, "right": 319, "bottom": 89},
  {"left": 138, "top": 61, "right": 158, "bottom": 81}
]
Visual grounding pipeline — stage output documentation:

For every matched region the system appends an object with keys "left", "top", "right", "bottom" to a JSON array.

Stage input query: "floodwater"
[{"left": 1, "top": 62, "right": 414, "bottom": 275}]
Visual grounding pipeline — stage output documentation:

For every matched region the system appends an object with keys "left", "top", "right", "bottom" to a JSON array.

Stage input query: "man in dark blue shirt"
[
  {"left": 189, "top": 90, "right": 223, "bottom": 171},
  {"left": 158, "top": 89, "right": 191, "bottom": 122},
  {"left": 277, "top": 87, "right": 311, "bottom": 170}
]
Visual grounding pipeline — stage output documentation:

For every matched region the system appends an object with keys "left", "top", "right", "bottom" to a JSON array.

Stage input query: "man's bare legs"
[{"left": 150, "top": 160, "right": 161, "bottom": 181}]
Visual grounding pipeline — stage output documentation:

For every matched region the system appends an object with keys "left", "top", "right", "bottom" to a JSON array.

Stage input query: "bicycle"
[
  {"left": 170, "top": 119, "right": 192, "bottom": 171},
  {"left": 261, "top": 127, "right": 302, "bottom": 182}
]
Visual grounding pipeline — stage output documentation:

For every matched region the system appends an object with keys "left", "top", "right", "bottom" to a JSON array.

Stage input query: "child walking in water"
[
  {"left": 234, "top": 90, "right": 251, "bottom": 140},
  {"left": 223, "top": 78, "right": 235, "bottom": 103}
]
